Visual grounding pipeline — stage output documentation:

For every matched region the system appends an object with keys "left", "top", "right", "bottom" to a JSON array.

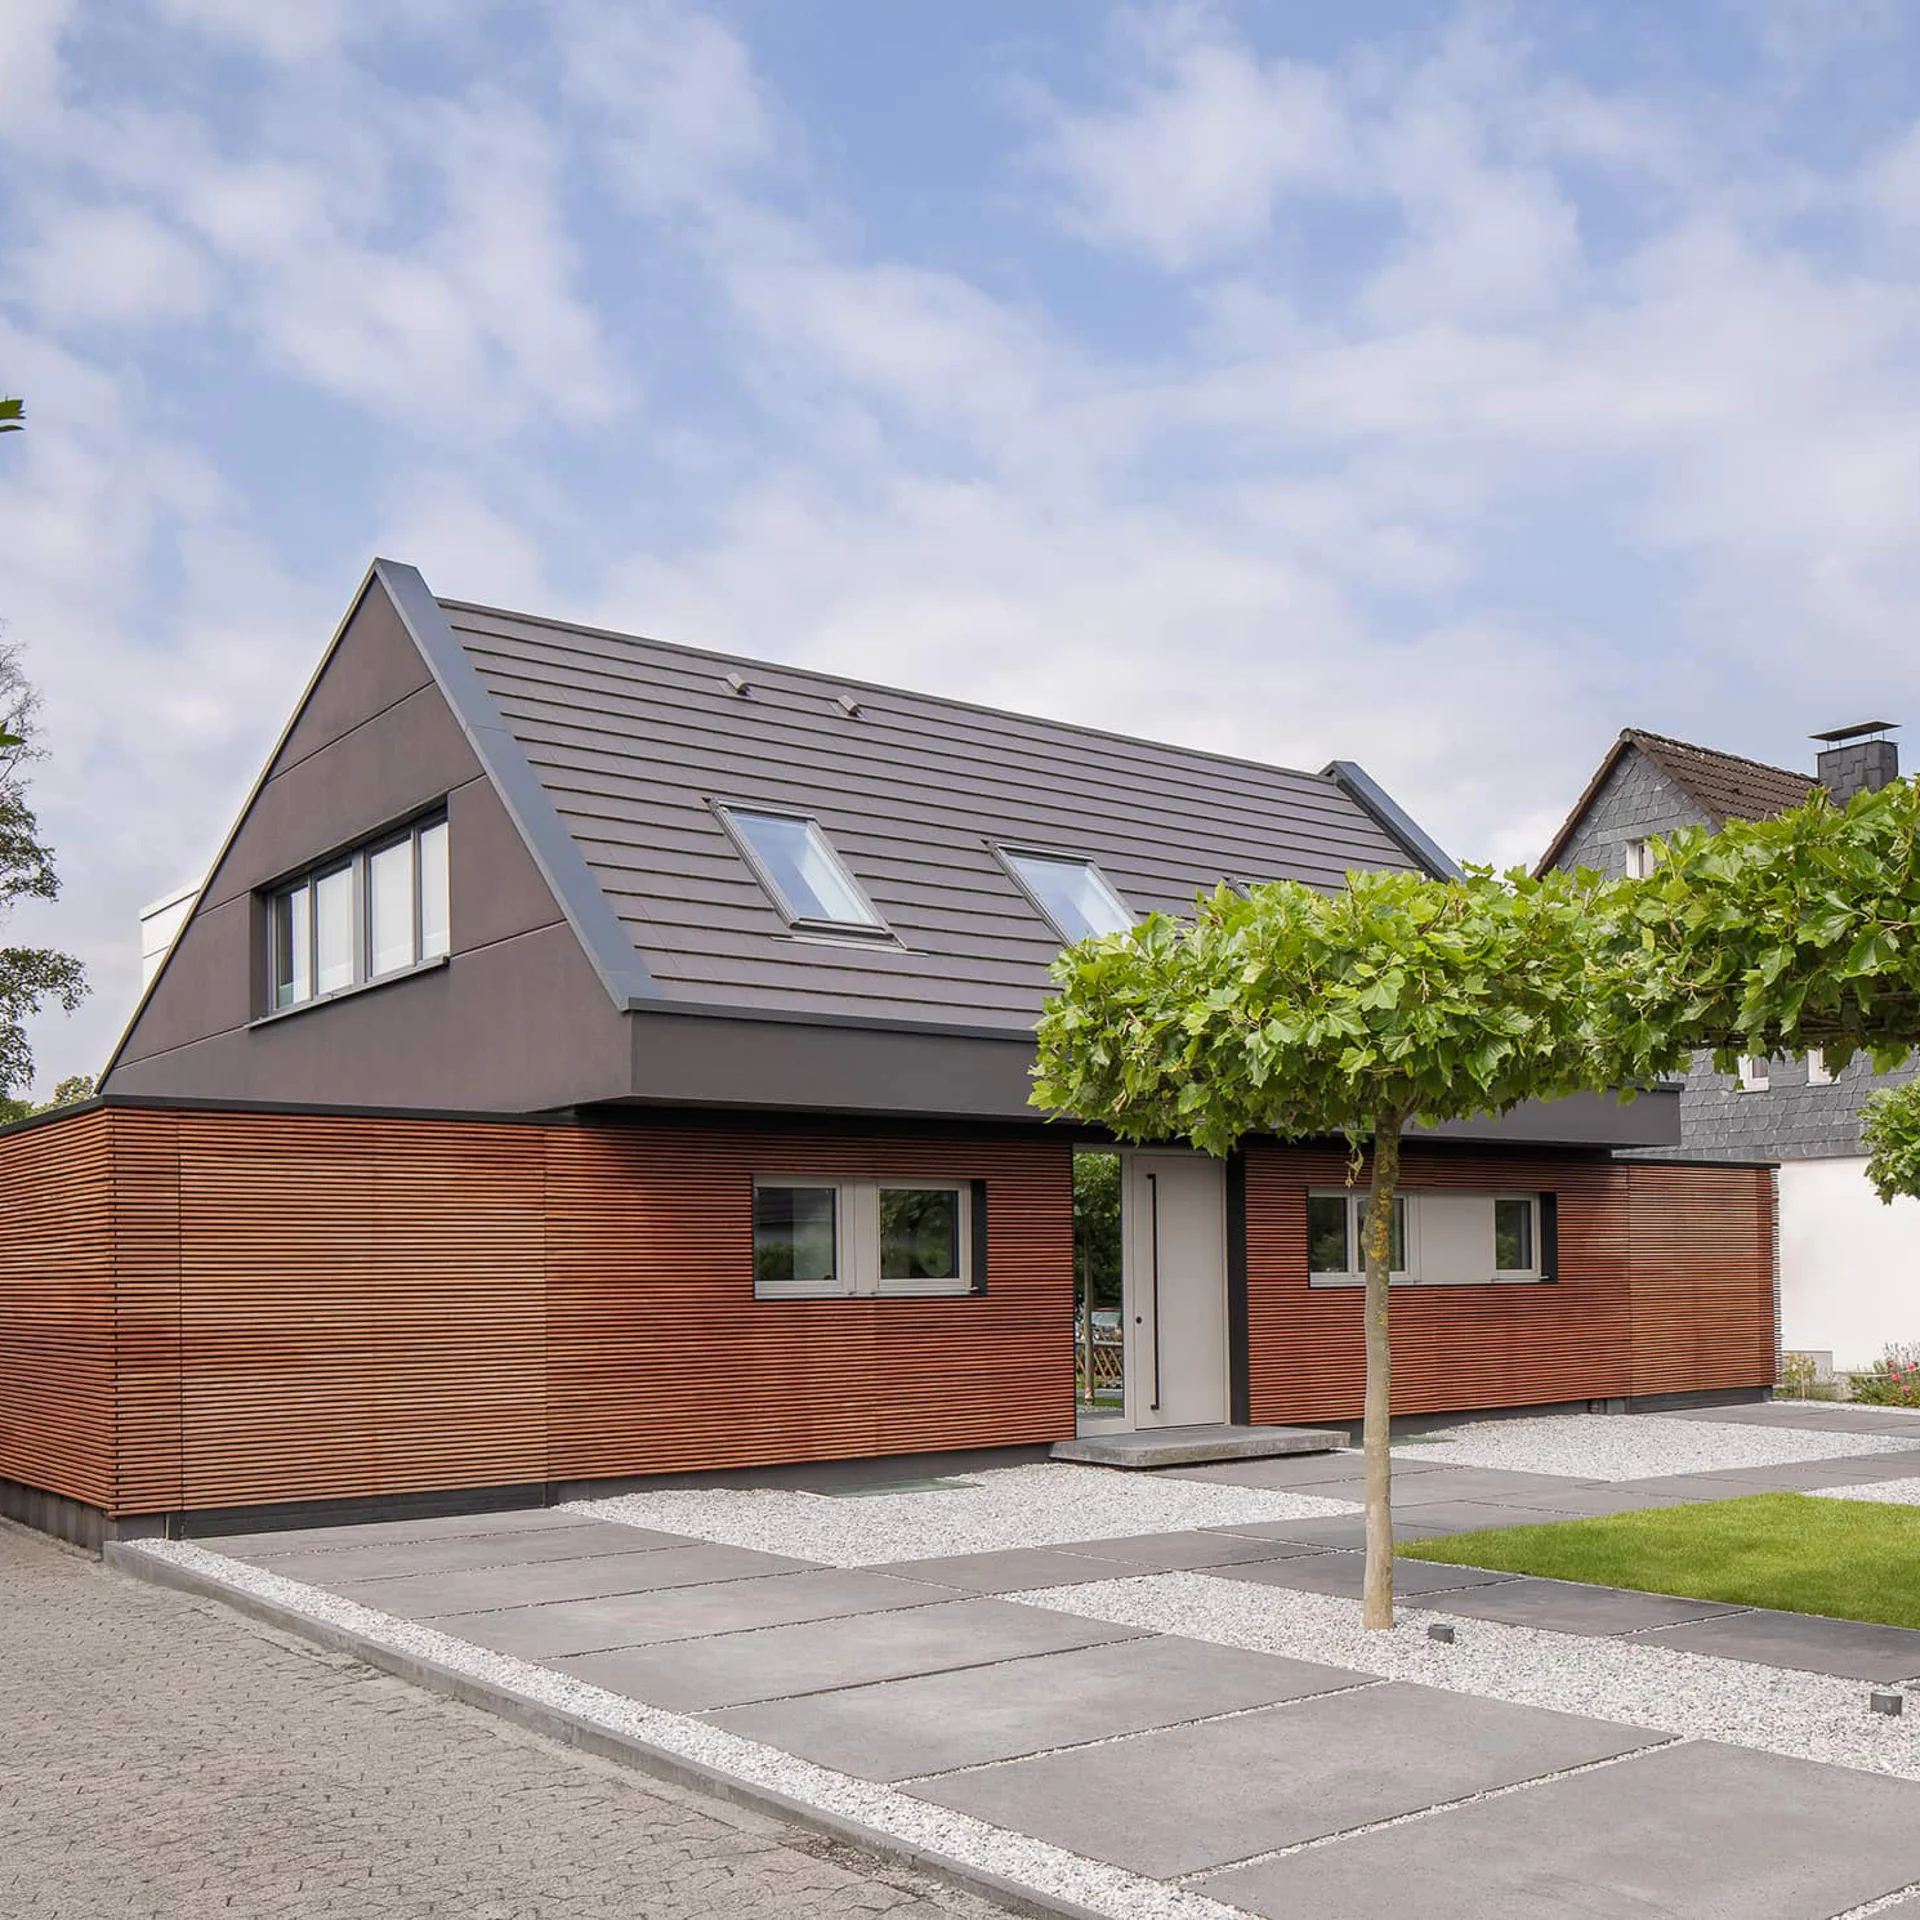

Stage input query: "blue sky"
[{"left": 6, "top": 0, "right": 1920, "bottom": 1087}]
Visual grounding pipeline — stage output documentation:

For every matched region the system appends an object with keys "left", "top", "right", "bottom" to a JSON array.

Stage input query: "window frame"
[
  {"left": 1491, "top": 1194, "right": 1543, "bottom": 1281},
  {"left": 752, "top": 1175, "right": 982, "bottom": 1300},
  {"left": 1307, "top": 1189, "right": 1551, "bottom": 1287},
  {"left": 1623, "top": 838, "right": 1658, "bottom": 879},
  {"left": 1736, "top": 1054, "right": 1770, "bottom": 1093},
  {"left": 1806, "top": 1049, "right": 1833, "bottom": 1088},
  {"left": 715, "top": 803, "right": 894, "bottom": 940},
  {"left": 261, "top": 809, "right": 450, "bottom": 1018},
  {"left": 994, "top": 843, "right": 1136, "bottom": 944}
]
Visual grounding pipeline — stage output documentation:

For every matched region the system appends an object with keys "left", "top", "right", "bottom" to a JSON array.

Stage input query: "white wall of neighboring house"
[
  {"left": 1779, "top": 1156, "right": 1920, "bottom": 1373},
  {"left": 138, "top": 884, "right": 198, "bottom": 987}
]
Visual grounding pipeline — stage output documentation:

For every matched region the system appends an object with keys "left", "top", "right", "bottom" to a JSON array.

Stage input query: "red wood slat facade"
[{"left": 0, "top": 1107, "right": 1774, "bottom": 1520}]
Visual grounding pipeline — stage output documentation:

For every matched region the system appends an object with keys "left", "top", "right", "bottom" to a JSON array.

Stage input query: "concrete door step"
[{"left": 1050, "top": 1424, "right": 1350, "bottom": 1469}]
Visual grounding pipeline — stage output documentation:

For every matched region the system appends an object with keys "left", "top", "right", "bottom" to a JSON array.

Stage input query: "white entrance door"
[{"left": 1122, "top": 1152, "right": 1229, "bottom": 1429}]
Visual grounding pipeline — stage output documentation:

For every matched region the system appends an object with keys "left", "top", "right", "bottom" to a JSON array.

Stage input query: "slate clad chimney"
[{"left": 1812, "top": 721, "right": 1899, "bottom": 803}]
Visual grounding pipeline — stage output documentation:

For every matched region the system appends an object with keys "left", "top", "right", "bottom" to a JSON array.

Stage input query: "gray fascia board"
[
  {"left": 374, "top": 559, "right": 659, "bottom": 1009},
  {"left": 1320, "top": 760, "right": 1462, "bottom": 879}
]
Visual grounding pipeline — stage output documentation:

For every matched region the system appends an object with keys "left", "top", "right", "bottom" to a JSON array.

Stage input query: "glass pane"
[
  {"left": 1356, "top": 1197, "right": 1407, "bottom": 1273},
  {"left": 1307, "top": 1195, "right": 1350, "bottom": 1273},
  {"left": 271, "top": 885, "right": 310, "bottom": 1009},
  {"left": 1495, "top": 1198, "right": 1534, "bottom": 1272},
  {"left": 314, "top": 866, "right": 355, "bottom": 994},
  {"left": 753, "top": 1185, "right": 839, "bottom": 1289},
  {"left": 1007, "top": 853, "right": 1133, "bottom": 942},
  {"left": 419, "top": 820, "right": 450, "bottom": 960},
  {"left": 880, "top": 1187, "right": 962, "bottom": 1281},
  {"left": 368, "top": 840, "right": 415, "bottom": 977},
  {"left": 731, "top": 811, "right": 876, "bottom": 926}
]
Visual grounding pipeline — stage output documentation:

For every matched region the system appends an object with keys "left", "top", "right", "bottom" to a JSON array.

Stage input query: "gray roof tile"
[{"left": 445, "top": 599, "right": 1427, "bottom": 1031}]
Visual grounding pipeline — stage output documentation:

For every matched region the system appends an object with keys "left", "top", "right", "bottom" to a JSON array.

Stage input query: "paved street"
[{"left": 0, "top": 1521, "right": 1005, "bottom": 1920}]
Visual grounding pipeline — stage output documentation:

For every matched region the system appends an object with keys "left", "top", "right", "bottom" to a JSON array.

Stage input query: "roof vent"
[
  {"left": 723, "top": 671, "right": 751, "bottom": 698},
  {"left": 833, "top": 693, "right": 863, "bottom": 720}
]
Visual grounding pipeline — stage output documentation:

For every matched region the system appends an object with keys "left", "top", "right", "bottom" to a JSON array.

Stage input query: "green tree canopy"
[
  {"left": 1033, "top": 864, "right": 1648, "bottom": 1626},
  {"left": 0, "top": 636, "right": 89, "bottom": 1108}
]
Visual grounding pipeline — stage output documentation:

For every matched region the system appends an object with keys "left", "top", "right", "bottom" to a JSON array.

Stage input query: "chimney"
[{"left": 1812, "top": 721, "right": 1899, "bottom": 803}]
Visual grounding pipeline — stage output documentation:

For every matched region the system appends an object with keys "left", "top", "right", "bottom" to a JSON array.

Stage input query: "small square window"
[
  {"left": 1307, "top": 1194, "right": 1350, "bottom": 1274},
  {"left": 1737, "top": 1055, "right": 1770, "bottom": 1093},
  {"left": 1624, "top": 838, "right": 1658, "bottom": 879},
  {"left": 1494, "top": 1197, "right": 1537, "bottom": 1275},
  {"left": 753, "top": 1183, "right": 841, "bottom": 1294},
  {"left": 1806, "top": 1049, "right": 1833, "bottom": 1087}
]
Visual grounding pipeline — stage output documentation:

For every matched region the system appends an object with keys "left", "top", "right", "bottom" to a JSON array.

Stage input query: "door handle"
[{"left": 1146, "top": 1170, "right": 1162, "bottom": 1413}]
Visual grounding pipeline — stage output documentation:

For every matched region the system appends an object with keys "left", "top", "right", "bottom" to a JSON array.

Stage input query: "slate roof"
[
  {"left": 442, "top": 596, "right": 1437, "bottom": 1032},
  {"left": 1535, "top": 727, "right": 1815, "bottom": 875}
]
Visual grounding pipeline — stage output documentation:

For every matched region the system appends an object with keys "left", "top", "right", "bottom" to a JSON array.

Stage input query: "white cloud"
[
  {"left": 1027, "top": 28, "right": 1355, "bottom": 268},
  {"left": 13, "top": 202, "right": 211, "bottom": 327}
]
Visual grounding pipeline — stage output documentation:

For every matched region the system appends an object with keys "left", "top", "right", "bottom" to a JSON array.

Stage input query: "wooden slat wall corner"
[
  {"left": 0, "top": 1108, "right": 118, "bottom": 1510},
  {"left": 111, "top": 1107, "right": 184, "bottom": 1515}
]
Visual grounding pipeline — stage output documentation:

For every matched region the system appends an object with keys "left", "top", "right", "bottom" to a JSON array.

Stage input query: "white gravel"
[
  {"left": 1016, "top": 1571, "right": 1920, "bottom": 1782},
  {"left": 1810, "top": 1477, "right": 1920, "bottom": 1507},
  {"left": 566, "top": 1461, "right": 1357, "bottom": 1566},
  {"left": 1393, "top": 1412, "right": 1920, "bottom": 1481},
  {"left": 133, "top": 1540, "right": 1248, "bottom": 1920}
]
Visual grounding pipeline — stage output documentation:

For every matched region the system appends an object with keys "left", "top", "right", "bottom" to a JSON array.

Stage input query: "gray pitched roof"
[{"left": 439, "top": 594, "right": 1433, "bottom": 1033}]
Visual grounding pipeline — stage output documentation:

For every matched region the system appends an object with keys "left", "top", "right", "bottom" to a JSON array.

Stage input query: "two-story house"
[
  {"left": 1538, "top": 722, "right": 1917, "bottom": 1376},
  {"left": 0, "top": 562, "right": 1777, "bottom": 1548}
]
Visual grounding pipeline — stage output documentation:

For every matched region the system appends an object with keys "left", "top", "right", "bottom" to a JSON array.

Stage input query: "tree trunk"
[{"left": 1361, "top": 1109, "right": 1403, "bottom": 1630}]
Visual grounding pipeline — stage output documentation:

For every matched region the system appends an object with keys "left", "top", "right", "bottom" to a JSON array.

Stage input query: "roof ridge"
[
  {"left": 440, "top": 595, "right": 1349, "bottom": 796},
  {"left": 1620, "top": 727, "right": 1812, "bottom": 786}
]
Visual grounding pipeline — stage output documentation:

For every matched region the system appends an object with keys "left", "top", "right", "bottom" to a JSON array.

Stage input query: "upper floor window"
[
  {"left": 1000, "top": 849, "right": 1135, "bottom": 943},
  {"left": 268, "top": 814, "right": 449, "bottom": 1013},
  {"left": 720, "top": 807, "right": 887, "bottom": 934},
  {"left": 1624, "top": 839, "right": 1658, "bottom": 878},
  {"left": 1736, "top": 1055, "right": 1770, "bottom": 1093},
  {"left": 1806, "top": 1049, "right": 1834, "bottom": 1087}
]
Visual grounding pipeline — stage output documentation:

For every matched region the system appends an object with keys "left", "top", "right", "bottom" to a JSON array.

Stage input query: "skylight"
[
  {"left": 722, "top": 807, "right": 885, "bottom": 932},
  {"left": 1001, "top": 849, "right": 1135, "bottom": 943}
]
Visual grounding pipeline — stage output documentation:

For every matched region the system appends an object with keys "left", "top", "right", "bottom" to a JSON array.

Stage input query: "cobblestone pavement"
[{"left": 0, "top": 1522, "right": 1009, "bottom": 1919}]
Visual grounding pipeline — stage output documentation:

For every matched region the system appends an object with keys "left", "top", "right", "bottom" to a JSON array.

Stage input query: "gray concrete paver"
[
  {"left": 1197, "top": 1739, "right": 1920, "bottom": 1920},
  {"left": 205, "top": 1506, "right": 626, "bottom": 1554},
  {"left": 706, "top": 1633, "right": 1367, "bottom": 1780},
  {"left": 328, "top": 1540, "right": 821, "bottom": 1616},
  {"left": 0, "top": 1522, "right": 1006, "bottom": 1920},
  {"left": 238, "top": 1519, "right": 689, "bottom": 1582},
  {"left": 909, "top": 1682, "right": 1656, "bottom": 1878},
  {"left": 1633, "top": 1605, "right": 1920, "bottom": 1681},
  {"left": 1203, "top": 1552, "right": 1516, "bottom": 1598},
  {"left": 1059, "top": 1529, "right": 1325, "bottom": 1571},
  {"left": 447, "top": 1568, "right": 969, "bottom": 1659},
  {"left": 556, "top": 1596, "right": 1148, "bottom": 1711},
  {"left": 1415, "top": 1575, "right": 1749, "bottom": 1635},
  {"left": 867, "top": 1546, "right": 1136, "bottom": 1591}
]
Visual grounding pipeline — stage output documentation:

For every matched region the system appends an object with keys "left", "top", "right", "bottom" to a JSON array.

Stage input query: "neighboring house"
[
  {"left": 0, "top": 562, "right": 1775, "bottom": 1547},
  {"left": 1538, "top": 722, "right": 1918, "bottom": 1375}
]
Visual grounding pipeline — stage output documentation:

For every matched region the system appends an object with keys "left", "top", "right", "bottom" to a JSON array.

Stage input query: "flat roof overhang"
[{"left": 620, "top": 1003, "right": 1683, "bottom": 1149}]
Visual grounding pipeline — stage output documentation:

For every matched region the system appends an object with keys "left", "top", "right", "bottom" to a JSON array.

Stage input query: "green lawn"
[{"left": 1400, "top": 1492, "right": 1920, "bottom": 1629}]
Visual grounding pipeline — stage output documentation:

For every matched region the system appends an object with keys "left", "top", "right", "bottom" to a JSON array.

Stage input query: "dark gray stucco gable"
[{"left": 100, "top": 567, "right": 633, "bottom": 1113}]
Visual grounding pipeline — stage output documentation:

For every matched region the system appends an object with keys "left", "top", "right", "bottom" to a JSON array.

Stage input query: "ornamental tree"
[
  {"left": 1862, "top": 1083, "right": 1920, "bottom": 1205},
  {"left": 1032, "top": 866, "right": 1643, "bottom": 1629}
]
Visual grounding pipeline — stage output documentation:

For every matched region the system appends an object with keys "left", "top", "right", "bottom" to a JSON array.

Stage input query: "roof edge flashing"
[
  {"left": 373, "top": 558, "right": 660, "bottom": 1011},
  {"left": 1320, "top": 759, "right": 1461, "bottom": 880}
]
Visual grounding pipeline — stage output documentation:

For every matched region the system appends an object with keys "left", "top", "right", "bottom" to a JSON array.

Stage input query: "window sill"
[
  {"left": 250, "top": 954, "right": 450, "bottom": 1029},
  {"left": 753, "top": 1286, "right": 984, "bottom": 1303},
  {"left": 1308, "top": 1273, "right": 1548, "bottom": 1288}
]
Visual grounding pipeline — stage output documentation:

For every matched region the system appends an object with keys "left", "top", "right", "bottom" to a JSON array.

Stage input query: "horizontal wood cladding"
[
  {"left": 544, "top": 1129, "right": 1074, "bottom": 1481},
  {"left": 1243, "top": 1145, "right": 1773, "bottom": 1424},
  {"left": 0, "top": 1109, "right": 116, "bottom": 1508},
  {"left": 0, "top": 1107, "right": 1074, "bottom": 1515},
  {"left": 0, "top": 1108, "right": 1768, "bottom": 1519}
]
